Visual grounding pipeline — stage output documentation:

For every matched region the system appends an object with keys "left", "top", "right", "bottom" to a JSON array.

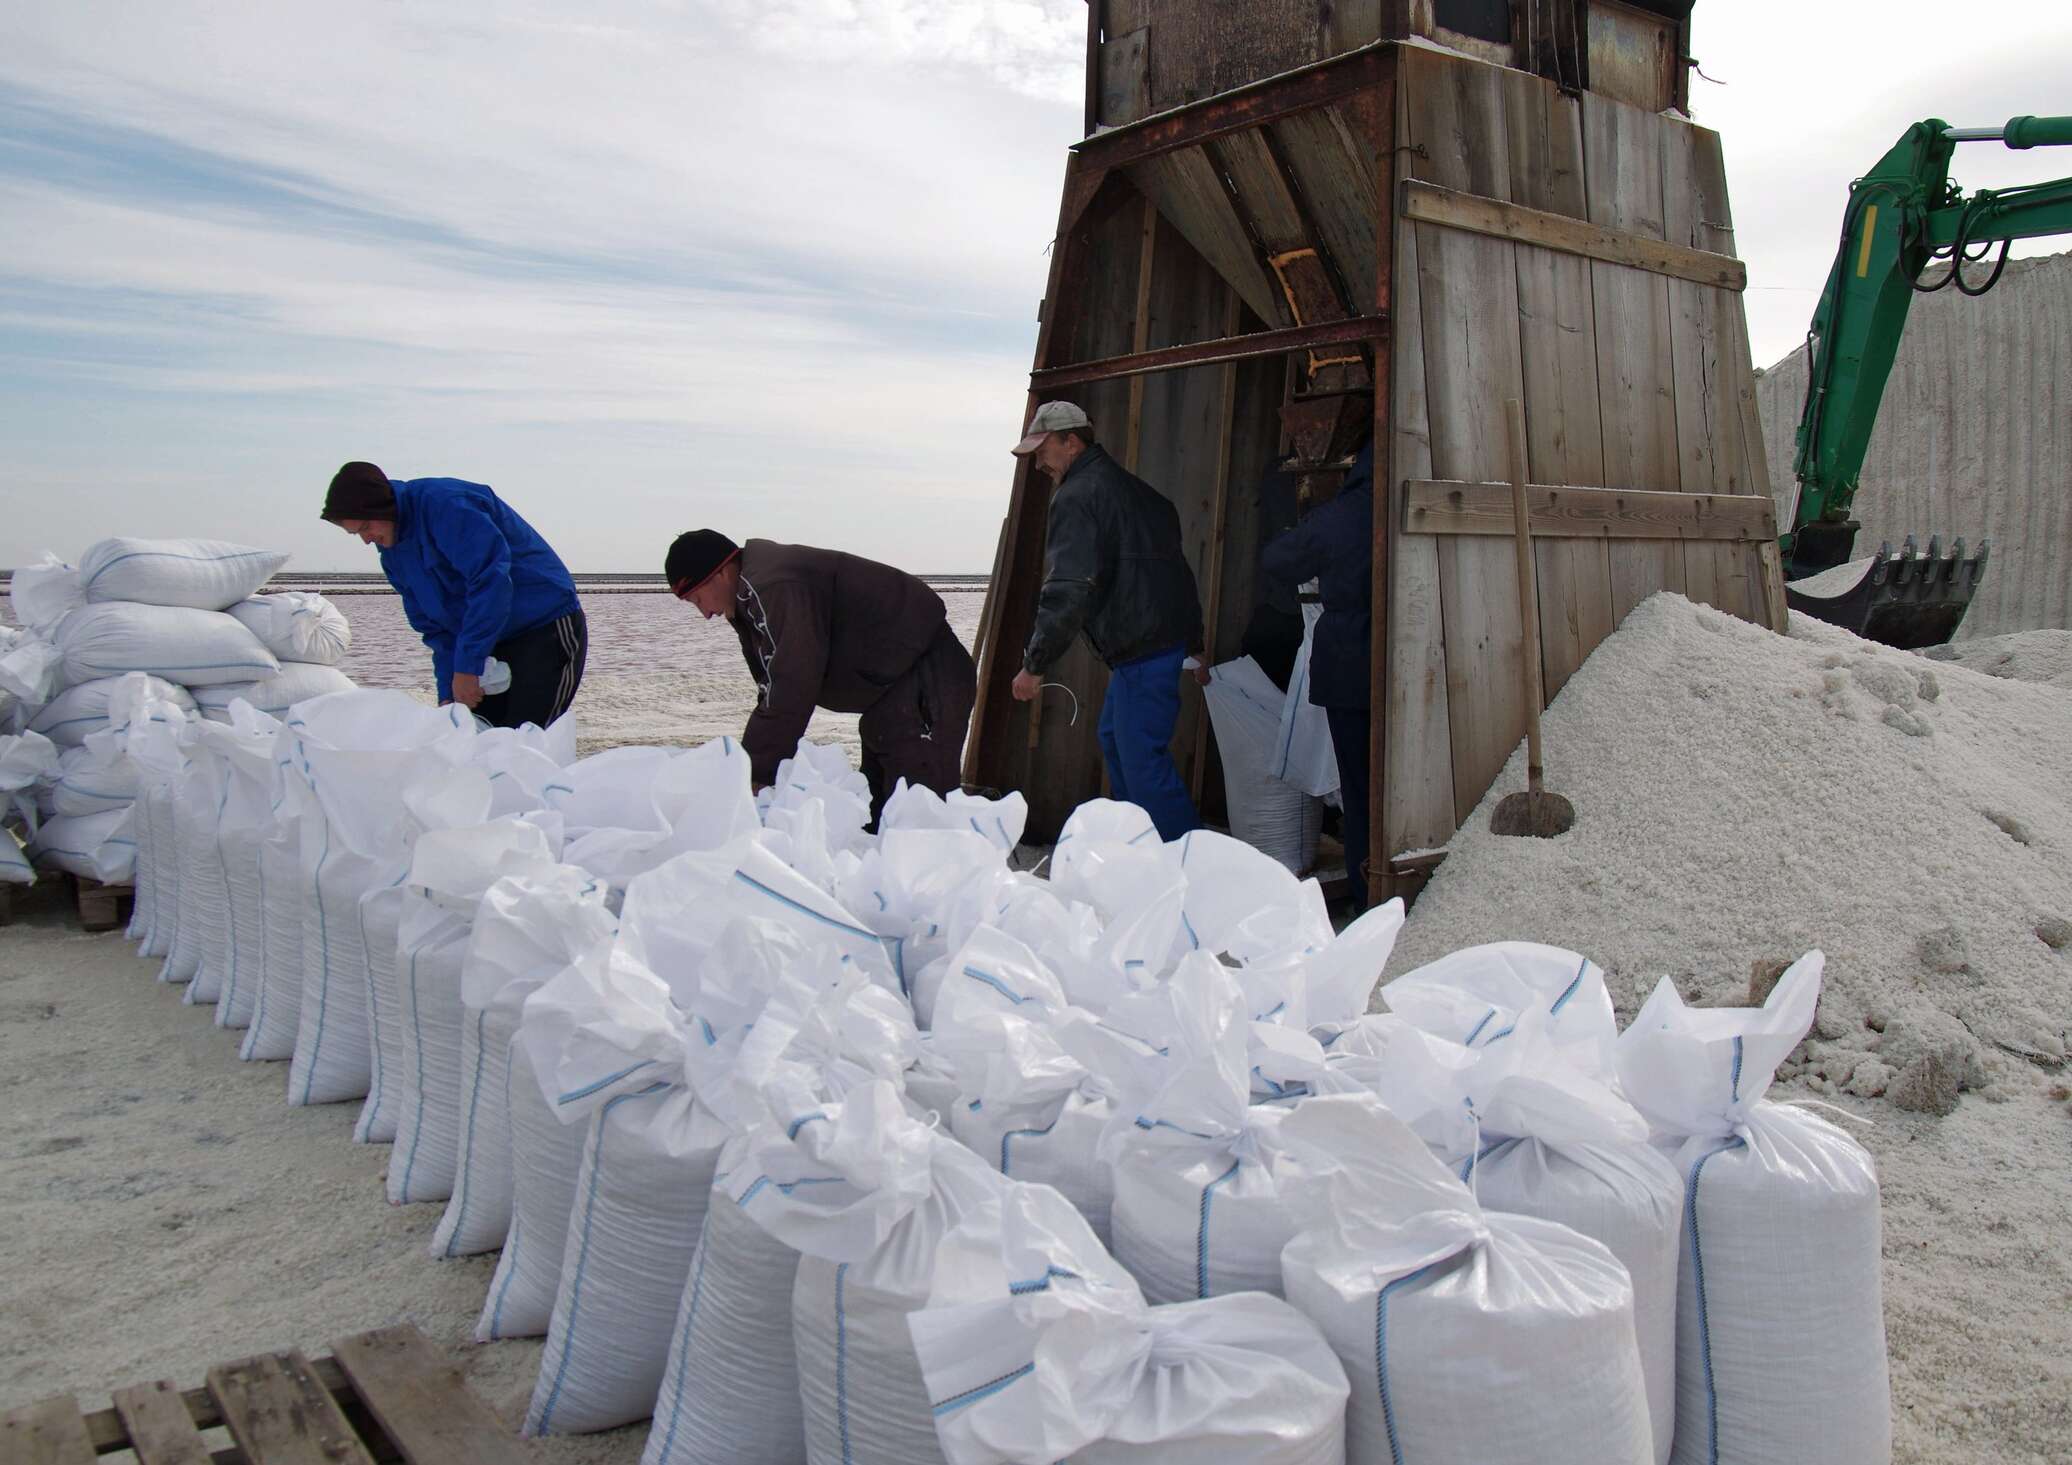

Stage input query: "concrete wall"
[{"left": 1754, "top": 250, "right": 2072, "bottom": 639}]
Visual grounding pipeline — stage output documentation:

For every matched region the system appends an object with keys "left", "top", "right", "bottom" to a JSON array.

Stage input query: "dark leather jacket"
[
  {"left": 1260, "top": 440, "right": 1374, "bottom": 710},
  {"left": 1023, "top": 445, "right": 1204, "bottom": 672}
]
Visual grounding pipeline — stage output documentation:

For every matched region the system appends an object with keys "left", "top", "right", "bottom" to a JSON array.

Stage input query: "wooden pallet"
[
  {"left": 0, "top": 1325, "right": 531, "bottom": 1465},
  {"left": 67, "top": 876, "right": 132, "bottom": 935}
]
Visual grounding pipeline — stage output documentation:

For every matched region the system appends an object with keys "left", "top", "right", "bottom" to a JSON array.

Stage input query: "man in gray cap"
[{"left": 1010, "top": 401, "right": 1205, "bottom": 839}]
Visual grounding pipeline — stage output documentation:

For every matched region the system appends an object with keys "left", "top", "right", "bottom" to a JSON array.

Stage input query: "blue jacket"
[
  {"left": 1260, "top": 442, "right": 1374, "bottom": 710},
  {"left": 377, "top": 478, "right": 580, "bottom": 700}
]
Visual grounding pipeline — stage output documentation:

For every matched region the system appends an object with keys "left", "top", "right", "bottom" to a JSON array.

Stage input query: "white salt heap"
[
  {"left": 1390, "top": 593, "right": 2072, "bottom": 1463},
  {"left": 1924, "top": 627, "right": 2072, "bottom": 691}
]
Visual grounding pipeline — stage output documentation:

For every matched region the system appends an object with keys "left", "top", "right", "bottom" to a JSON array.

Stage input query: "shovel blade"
[{"left": 1490, "top": 789, "right": 1575, "bottom": 839}]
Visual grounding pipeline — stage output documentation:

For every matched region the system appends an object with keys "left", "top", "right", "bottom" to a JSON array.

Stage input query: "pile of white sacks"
[
  {"left": 0, "top": 538, "right": 353, "bottom": 888},
  {"left": 105, "top": 682, "right": 1890, "bottom": 1465}
]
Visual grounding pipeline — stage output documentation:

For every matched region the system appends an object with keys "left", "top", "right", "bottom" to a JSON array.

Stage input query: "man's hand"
[
  {"left": 1011, "top": 670, "right": 1042, "bottom": 702},
  {"left": 450, "top": 672, "right": 484, "bottom": 710}
]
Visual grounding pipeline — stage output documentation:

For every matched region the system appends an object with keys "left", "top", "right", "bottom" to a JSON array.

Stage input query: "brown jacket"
[{"left": 731, "top": 539, "right": 949, "bottom": 783}]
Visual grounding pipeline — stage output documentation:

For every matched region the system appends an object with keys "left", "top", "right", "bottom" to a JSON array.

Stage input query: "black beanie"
[
  {"left": 665, "top": 530, "right": 740, "bottom": 594},
  {"left": 321, "top": 461, "right": 397, "bottom": 521}
]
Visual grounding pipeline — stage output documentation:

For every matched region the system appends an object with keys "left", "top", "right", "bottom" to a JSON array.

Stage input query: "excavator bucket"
[{"left": 1785, "top": 535, "right": 1990, "bottom": 650}]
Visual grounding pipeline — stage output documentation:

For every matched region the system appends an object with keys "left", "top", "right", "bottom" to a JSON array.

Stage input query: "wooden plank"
[
  {"left": 1365, "top": 57, "right": 1397, "bottom": 907},
  {"left": 81, "top": 1361, "right": 358, "bottom": 1452},
  {"left": 207, "top": 1352, "right": 376, "bottom": 1465},
  {"left": 1126, "top": 147, "right": 1288, "bottom": 328},
  {"left": 1582, "top": 90, "right": 1685, "bottom": 623},
  {"left": 1405, "top": 45, "right": 1530, "bottom": 828},
  {"left": 0, "top": 1397, "right": 96, "bottom": 1465},
  {"left": 1123, "top": 195, "right": 1161, "bottom": 471},
  {"left": 1659, "top": 118, "right": 1738, "bottom": 618},
  {"left": 1031, "top": 313, "right": 1389, "bottom": 388},
  {"left": 1403, "top": 481, "right": 1777, "bottom": 540},
  {"left": 330, "top": 1327, "right": 528, "bottom": 1465},
  {"left": 1400, "top": 179, "right": 1747, "bottom": 291},
  {"left": 1271, "top": 104, "right": 1380, "bottom": 308},
  {"left": 1185, "top": 288, "right": 1246, "bottom": 810},
  {"left": 1498, "top": 67, "right": 1614, "bottom": 701},
  {"left": 111, "top": 1382, "right": 212, "bottom": 1465}
]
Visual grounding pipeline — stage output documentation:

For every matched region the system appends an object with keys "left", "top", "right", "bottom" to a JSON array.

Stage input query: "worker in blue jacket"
[
  {"left": 1261, "top": 438, "right": 1373, "bottom": 909},
  {"left": 321, "top": 462, "right": 586, "bottom": 728}
]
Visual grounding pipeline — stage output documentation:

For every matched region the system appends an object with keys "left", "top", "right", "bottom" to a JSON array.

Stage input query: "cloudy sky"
[{"left": 3, "top": 1, "right": 2067, "bottom": 573}]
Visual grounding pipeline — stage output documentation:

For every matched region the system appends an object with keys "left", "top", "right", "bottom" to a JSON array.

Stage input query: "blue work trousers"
[{"left": 1096, "top": 644, "right": 1200, "bottom": 841}]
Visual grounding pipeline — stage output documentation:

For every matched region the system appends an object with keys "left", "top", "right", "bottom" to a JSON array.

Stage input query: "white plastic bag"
[
  {"left": 9, "top": 552, "right": 84, "bottom": 634},
  {"left": 0, "top": 632, "right": 65, "bottom": 706},
  {"left": 1201, "top": 657, "right": 1324, "bottom": 873},
  {"left": 79, "top": 537, "right": 289, "bottom": 610},
  {"left": 910, "top": 1181, "right": 1349, "bottom": 1465},
  {"left": 50, "top": 744, "right": 139, "bottom": 816},
  {"left": 194, "top": 663, "right": 356, "bottom": 721},
  {"left": 228, "top": 592, "right": 351, "bottom": 664},
  {"left": 241, "top": 816, "right": 305, "bottom": 1060},
  {"left": 53, "top": 603, "right": 279, "bottom": 689},
  {"left": 1616, "top": 953, "right": 1890, "bottom": 1465},
  {"left": 1268, "top": 600, "right": 1341, "bottom": 800},
  {"left": 27, "top": 807, "right": 134, "bottom": 882},
  {"left": 28, "top": 676, "right": 195, "bottom": 748},
  {"left": 1279, "top": 1097, "right": 1654, "bottom": 1465},
  {"left": 203, "top": 707, "right": 281, "bottom": 1030}
]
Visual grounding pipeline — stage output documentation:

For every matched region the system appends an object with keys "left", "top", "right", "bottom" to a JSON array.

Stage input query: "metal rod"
[
  {"left": 1032, "top": 315, "right": 1389, "bottom": 389},
  {"left": 1942, "top": 127, "right": 2006, "bottom": 142}
]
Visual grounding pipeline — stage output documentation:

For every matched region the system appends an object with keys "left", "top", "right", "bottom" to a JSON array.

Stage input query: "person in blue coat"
[
  {"left": 321, "top": 461, "right": 586, "bottom": 728},
  {"left": 1260, "top": 439, "right": 1373, "bottom": 909}
]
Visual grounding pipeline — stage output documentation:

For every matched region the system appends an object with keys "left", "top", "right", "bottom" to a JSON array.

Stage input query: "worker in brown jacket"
[{"left": 665, "top": 530, "right": 976, "bottom": 815}]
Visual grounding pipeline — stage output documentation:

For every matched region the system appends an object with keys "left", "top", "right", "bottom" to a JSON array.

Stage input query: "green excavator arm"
[{"left": 1783, "top": 114, "right": 2072, "bottom": 648}]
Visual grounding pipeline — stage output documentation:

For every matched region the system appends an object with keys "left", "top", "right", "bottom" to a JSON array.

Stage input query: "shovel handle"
[{"left": 1504, "top": 398, "right": 1547, "bottom": 794}]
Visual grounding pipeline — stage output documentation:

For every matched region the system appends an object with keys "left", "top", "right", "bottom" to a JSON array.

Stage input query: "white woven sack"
[
  {"left": 0, "top": 828, "right": 30, "bottom": 886},
  {"left": 1617, "top": 954, "right": 1889, "bottom": 1465},
  {"left": 177, "top": 748, "right": 234, "bottom": 1006},
  {"left": 156, "top": 765, "right": 206, "bottom": 984},
  {"left": 1201, "top": 656, "right": 1323, "bottom": 874},
  {"left": 138, "top": 779, "right": 180, "bottom": 957},
  {"left": 196, "top": 663, "right": 356, "bottom": 722},
  {"left": 524, "top": 1081, "right": 726, "bottom": 1436},
  {"left": 475, "top": 1045, "right": 587, "bottom": 1338},
  {"left": 289, "top": 804, "right": 380, "bottom": 1104},
  {"left": 217, "top": 805, "right": 268, "bottom": 1029},
  {"left": 386, "top": 913, "right": 470, "bottom": 1204},
  {"left": 910, "top": 1182, "right": 1350, "bottom": 1465},
  {"left": 228, "top": 592, "right": 351, "bottom": 665},
  {"left": 1278, "top": 1097, "right": 1653, "bottom": 1465},
  {"left": 51, "top": 745, "right": 139, "bottom": 816},
  {"left": 352, "top": 880, "right": 408, "bottom": 1143},
  {"left": 191, "top": 707, "right": 281, "bottom": 1031},
  {"left": 27, "top": 676, "right": 194, "bottom": 750},
  {"left": 792, "top": 1134, "right": 1007, "bottom": 1465},
  {"left": 79, "top": 537, "right": 288, "bottom": 611},
  {"left": 27, "top": 808, "right": 134, "bottom": 882},
  {"left": 54, "top": 603, "right": 279, "bottom": 689},
  {"left": 241, "top": 822, "right": 305, "bottom": 1060},
  {"left": 9, "top": 553, "right": 84, "bottom": 635},
  {"left": 125, "top": 771, "right": 159, "bottom": 933},
  {"left": 951, "top": 1088, "right": 1115, "bottom": 1248},
  {"left": 432, "top": 859, "right": 612, "bottom": 1258}
]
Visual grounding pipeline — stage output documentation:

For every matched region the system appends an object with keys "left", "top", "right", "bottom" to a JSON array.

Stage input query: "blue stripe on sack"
[
  {"left": 485, "top": 1214, "right": 524, "bottom": 1339},
  {"left": 246, "top": 842, "right": 270, "bottom": 1045},
  {"left": 1181, "top": 910, "right": 1201, "bottom": 950},
  {"left": 1375, "top": 1262, "right": 1439, "bottom": 1465},
  {"left": 835, "top": 1261, "right": 855, "bottom": 1465},
  {"left": 1096, "top": 1020, "right": 1167, "bottom": 1056},
  {"left": 399, "top": 946, "right": 431, "bottom": 1202},
  {"left": 787, "top": 1112, "right": 829, "bottom": 1139},
  {"left": 1550, "top": 956, "right": 1590, "bottom": 1015},
  {"left": 1000, "top": 1115, "right": 1060, "bottom": 1174},
  {"left": 441, "top": 1007, "right": 494, "bottom": 1258},
  {"left": 1133, "top": 1116, "right": 1219, "bottom": 1140},
  {"left": 653, "top": 1232, "right": 713, "bottom": 1461},
  {"left": 963, "top": 964, "right": 1043, "bottom": 1008},
  {"left": 534, "top": 1081, "right": 672, "bottom": 1433},
  {"left": 1462, "top": 1007, "right": 1498, "bottom": 1046},
  {"left": 1257, "top": 1000, "right": 1287, "bottom": 1022},
  {"left": 1686, "top": 1136, "right": 1746, "bottom": 1465},
  {"left": 1196, "top": 1158, "right": 1242, "bottom": 1299},
  {"left": 931, "top": 1362, "right": 1035, "bottom": 1418},
  {"left": 1128, "top": 826, "right": 1159, "bottom": 845},
  {"left": 81, "top": 546, "right": 277, "bottom": 591},
  {"left": 1729, "top": 1036, "right": 1744, "bottom": 1103},
  {"left": 1006, "top": 1266, "right": 1077, "bottom": 1295},
  {"left": 297, "top": 811, "right": 334, "bottom": 1106},
  {"left": 1251, "top": 1066, "right": 1290, "bottom": 1099},
  {"left": 1274, "top": 644, "right": 1309, "bottom": 776},
  {"left": 556, "top": 1058, "right": 658, "bottom": 1106},
  {"left": 355, "top": 893, "right": 382, "bottom": 1127},
  {"left": 736, "top": 1174, "right": 843, "bottom": 1206},
  {"left": 1457, "top": 1137, "right": 1514, "bottom": 1183}
]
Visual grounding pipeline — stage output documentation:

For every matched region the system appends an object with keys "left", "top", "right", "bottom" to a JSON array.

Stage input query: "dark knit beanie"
[
  {"left": 665, "top": 530, "right": 740, "bottom": 594},
  {"left": 321, "top": 461, "right": 397, "bottom": 521}
]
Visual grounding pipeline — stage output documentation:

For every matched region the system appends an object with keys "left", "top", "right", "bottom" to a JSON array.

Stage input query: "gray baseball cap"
[{"left": 1011, "top": 400, "right": 1093, "bottom": 456}]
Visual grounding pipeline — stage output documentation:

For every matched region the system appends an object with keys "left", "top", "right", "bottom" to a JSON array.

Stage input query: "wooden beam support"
[
  {"left": 1402, "top": 479, "right": 1778, "bottom": 542},
  {"left": 1401, "top": 179, "right": 1748, "bottom": 291},
  {"left": 1072, "top": 44, "right": 1388, "bottom": 174},
  {"left": 1034, "top": 314, "right": 1389, "bottom": 390}
]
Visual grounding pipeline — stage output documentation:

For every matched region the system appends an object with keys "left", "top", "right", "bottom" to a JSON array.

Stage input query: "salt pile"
[
  {"left": 1390, "top": 592, "right": 2072, "bottom": 1462},
  {"left": 1923, "top": 627, "right": 2072, "bottom": 691}
]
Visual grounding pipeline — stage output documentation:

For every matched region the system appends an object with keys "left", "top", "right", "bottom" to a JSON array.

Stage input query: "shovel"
[{"left": 1490, "top": 397, "right": 1576, "bottom": 839}]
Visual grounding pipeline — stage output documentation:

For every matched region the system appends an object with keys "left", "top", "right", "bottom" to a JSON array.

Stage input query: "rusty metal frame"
[{"left": 1031, "top": 315, "right": 1389, "bottom": 390}]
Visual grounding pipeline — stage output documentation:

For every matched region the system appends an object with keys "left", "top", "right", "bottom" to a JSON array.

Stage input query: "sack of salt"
[{"left": 1616, "top": 952, "right": 1890, "bottom": 1465}]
